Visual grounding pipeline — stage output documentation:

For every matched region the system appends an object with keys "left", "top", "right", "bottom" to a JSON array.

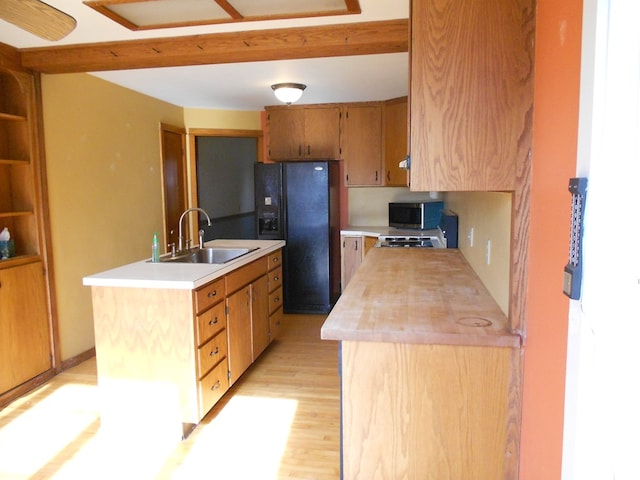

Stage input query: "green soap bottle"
[{"left": 152, "top": 232, "right": 160, "bottom": 262}]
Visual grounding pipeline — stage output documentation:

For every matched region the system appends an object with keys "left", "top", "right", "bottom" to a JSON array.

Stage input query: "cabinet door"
[
  {"left": 383, "top": 98, "right": 409, "bottom": 186},
  {"left": 226, "top": 285, "right": 253, "bottom": 385},
  {"left": 251, "top": 275, "right": 270, "bottom": 360},
  {"left": 409, "top": 0, "right": 534, "bottom": 191},
  {"left": 342, "top": 105, "right": 383, "bottom": 186},
  {"left": 268, "top": 108, "right": 304, "bottom": 160},
  {"left": 341, "top": 236, "right": 363, "bottom": 291},
  {"left": 0, "top": 262, "right": 51, "bottom": 394},
  {"left": 304, "top": 107, "right": 341, "bottom": 159}
]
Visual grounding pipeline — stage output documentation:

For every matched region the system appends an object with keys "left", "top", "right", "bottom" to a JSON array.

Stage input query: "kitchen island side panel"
[
  {"left": 91, "top": 286, "right": 198, "bottom": 434},
  {"left": 341, "top": 341, "right": 518, "bottom": 479}
]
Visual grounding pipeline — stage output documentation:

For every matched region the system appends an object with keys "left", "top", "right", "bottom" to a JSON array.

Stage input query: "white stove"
[
  {"left": 376, "top": 211, "right": 458, "bottom": 249},
  {"left": 377, "top": 232, "right": 445, "bottom": 248}
]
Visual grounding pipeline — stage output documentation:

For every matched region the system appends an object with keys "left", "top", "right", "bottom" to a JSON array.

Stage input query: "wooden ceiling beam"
[{"left": 20, "top": 19, "right": 408, "bottom": 74}]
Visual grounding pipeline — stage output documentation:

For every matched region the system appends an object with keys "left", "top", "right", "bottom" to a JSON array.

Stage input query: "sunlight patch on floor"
[
  {"left": 171, "top": 395, "right": 298, "bottom": 480},
  {"left": 0, "top": 383, "right": 98, "bottom": 478}
]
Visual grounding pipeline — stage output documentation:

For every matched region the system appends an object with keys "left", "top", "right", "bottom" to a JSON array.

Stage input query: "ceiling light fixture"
[{"left": 271, "top": 83, "right": 306, "bottom": 105}]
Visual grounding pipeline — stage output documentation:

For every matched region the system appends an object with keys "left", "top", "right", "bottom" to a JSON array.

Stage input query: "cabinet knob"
[
  {"left": 274, "top": 296, "right": 280, "bottom": 303},
  {"left": 207, "top": 290, "right": 217, "bottom": 298},
  {"left": 274, "top": 276, "right": 279, "bottom": 281},
  {"left": 273, "top": 256, "right": 279, "bottom": 263}
]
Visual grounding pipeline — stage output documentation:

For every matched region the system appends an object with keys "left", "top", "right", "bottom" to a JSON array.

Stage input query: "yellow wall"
[
  {"left": 41, "top": 73, "right": 184, "bottom": 360},
  {"left": 184, "top": 108, "right": 261, "bottom": 130},
  {"left": 41, "top": 74, "right": 264, "bottom": 361},
  {"left": 348, "top": 187, "right": 510, "bottom": 314},
  {"left": 445, "top": 192, "right": 511, "bottom": 314}
]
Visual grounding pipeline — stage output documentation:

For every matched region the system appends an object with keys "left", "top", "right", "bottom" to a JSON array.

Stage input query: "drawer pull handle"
[
  {"left": 211, "top": 380, "right": 221, "bottom": 390},
  {"left": 210, "top": 347, "right": 219, "bottom": 356},
  {"left": 207, "top": 290, "right": 217, "bottom": 298},
  {"left": 208, "top": 317, "right": 218, "bottom": 326}
]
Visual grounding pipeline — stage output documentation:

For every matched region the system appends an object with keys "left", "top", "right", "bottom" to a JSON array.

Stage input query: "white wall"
[{"left": 562, "top": 1, "right": 640, "bottom": 477}]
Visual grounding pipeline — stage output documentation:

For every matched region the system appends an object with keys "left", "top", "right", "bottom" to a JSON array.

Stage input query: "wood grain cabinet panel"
[
  {"left": 383, "top": 97, "right": 409, "bottom": 186},
  {"left": 198, "top": 359, "right": 229, "bottom": 419},
  {"left": 267, "top": 106, "right": 340, "bottom": 160},
  {"left": 267, "top": 248, "right": 284, "bottom": 342},
  {"left": 409, "top": 0, "right": 535, "bottom": 191},
  {"left": 197, "top": 330, "right": 228, "bottom": 379},
  {"left": 194, "top": 277, "right": 225, "bottom": 314},
  {"left": 342, "top": 104, "right": 383, "bottom": 186},
  {"left": 0, "top": 262, "right": 51, "bottom": 394},
  {"left": 341, "top": 341, "right": 520, "bottom": 479},
  {"left": 226, "top": 284, "right": 253, "bottom": 385},
  {"left": 195, "top": 300, "right": 226, "bottom": 347},
  {"left": 341, "top": 235, "right": 377, "bottom": 291}
]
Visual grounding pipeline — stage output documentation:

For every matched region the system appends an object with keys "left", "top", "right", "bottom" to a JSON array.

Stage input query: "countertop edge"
[
  {"left": 320, "top": 327, "right": 522, "bottom": 348},
  {"left": 82, "top": 239, "right": 285, "bottom": 290}
]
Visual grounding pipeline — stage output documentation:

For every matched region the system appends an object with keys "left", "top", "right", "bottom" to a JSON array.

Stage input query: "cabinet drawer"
[
  {"left": 269, "top": 286, "right": 283, "bottom": 314},
  {"left": 267, "top": 266, "right": 282, "bottom": 293},
  {"left": 269, "top": 306, "right": 283, "bottom": 341},
  {"left": 198, "top": 359, "right": 229, "bottom": 418},
  {"left": 197, "top": 329, "right": 228, "bottom": 379},
  {"left": 196, "top": 301, "right": 226, "bottom": 346},
  {"left": 194, "top": 277, "right": 225, "bottom": 314},
  {"left": 226, "top": 257, "right": 268, "bottom": 294},
  {"left": 267, "top": 250, "right": 282, "bottom": 270}
]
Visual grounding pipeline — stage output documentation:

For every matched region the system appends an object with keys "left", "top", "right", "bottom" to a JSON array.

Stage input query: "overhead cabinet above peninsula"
[{"left": 409, "top": 0, "right": 535, "bottom": 192}]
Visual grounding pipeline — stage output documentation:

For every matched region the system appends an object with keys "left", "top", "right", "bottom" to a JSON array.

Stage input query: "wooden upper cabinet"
[
  {"left": 342, "top": 104, "right": 383, "bottom": 186},
  {"left": 383, "top": 97, "right": 409, "bottom": 187},
  {"left": 267, "top": 106, "right": 340, "bottom": 160},
  {"left": 409, "top": 0, "right": 535, "bottom": 191}
]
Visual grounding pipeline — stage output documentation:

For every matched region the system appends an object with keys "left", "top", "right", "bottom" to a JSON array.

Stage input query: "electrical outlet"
[
  {"left": 468, "top": 227, "right": 474, "bottom": 247},
  {"left": 486, "top": 239, "right": 491, "bottom": 265}
]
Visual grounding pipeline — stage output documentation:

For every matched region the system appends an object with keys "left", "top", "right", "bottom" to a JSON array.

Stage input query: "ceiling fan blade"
[{"left": 0, "top": 0, "right": 76, "bottom": 41}]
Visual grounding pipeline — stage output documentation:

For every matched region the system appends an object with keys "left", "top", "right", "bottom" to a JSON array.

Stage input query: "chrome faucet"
[{"left": 178, "top": 208, "right": 212, "bottom": 252}]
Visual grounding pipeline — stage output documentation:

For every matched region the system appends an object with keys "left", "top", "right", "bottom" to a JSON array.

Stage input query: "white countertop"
[
  {"left": 341, "top": 226, "right": 441, "bottom": 237},
  {"left": 82, "top": 239, "right": 285, "bottom": 290}
]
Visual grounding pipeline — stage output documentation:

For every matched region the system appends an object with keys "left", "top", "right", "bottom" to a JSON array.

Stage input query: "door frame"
[{"left": 160, "top": 123, "right": 188, "bottom": 251}]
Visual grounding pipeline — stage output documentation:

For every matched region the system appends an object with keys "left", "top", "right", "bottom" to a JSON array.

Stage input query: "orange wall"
[{"left": 520, "top": 0, "right": 583, "bottom": 478}]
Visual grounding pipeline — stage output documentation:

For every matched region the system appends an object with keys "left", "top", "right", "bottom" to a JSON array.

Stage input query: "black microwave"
[{"left": 388, "top": 201, "right": 444, "bottom": 230}]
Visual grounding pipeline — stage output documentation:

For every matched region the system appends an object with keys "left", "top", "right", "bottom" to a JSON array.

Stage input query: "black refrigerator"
[{"left": 255, "top": 161, "right": 341, "bottom": 314}]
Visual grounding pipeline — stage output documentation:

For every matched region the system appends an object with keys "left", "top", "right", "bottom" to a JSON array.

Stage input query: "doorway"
[{"left": 190, "top": 129, "right": 264, "bottom": 241}]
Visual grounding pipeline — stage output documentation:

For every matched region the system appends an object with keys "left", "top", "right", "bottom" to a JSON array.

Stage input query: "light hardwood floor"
[{"left": 0, "top": 314, "right": 340, "bottom": 480}]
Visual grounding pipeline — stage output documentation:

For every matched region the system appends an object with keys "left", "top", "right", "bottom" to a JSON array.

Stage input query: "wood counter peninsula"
[
  {"left": 83, "top": 239, "right": 285, "bottom": 441},
  {"left": 321, "top": 247, "right": 522, "bottom": 480}
]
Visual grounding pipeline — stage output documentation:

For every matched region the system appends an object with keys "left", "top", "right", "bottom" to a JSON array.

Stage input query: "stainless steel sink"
[{"left": 157, "top": 246, "right": 258, "bottom": 264}]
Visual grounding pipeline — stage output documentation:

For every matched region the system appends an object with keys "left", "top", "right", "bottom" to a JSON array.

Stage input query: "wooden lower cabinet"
[
  {"left": 225, "top": 256, "right": 270, "bottom": 385},
  {"left": 341, "top": 235, "right": 378, "bottom": 291},
  {"left": 0, "top": 261, "right": 51, "bottom": 395},
  {"left": 227, "top": 284, "right": 254, "bottom": 386},
  {"left": 340, "top": 341, "right": 520, "bottom": 479},
  {"left": 267, "top": 250, "right": 283, "bottom": 341},
  {"left": 90, "top": 248, "right": 283, "bottom": 439}
]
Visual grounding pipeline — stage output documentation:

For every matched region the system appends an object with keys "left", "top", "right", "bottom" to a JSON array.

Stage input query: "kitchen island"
[
  {"left": 321, "top": 247, "right": 522, "bottom": 479},
  {"left": 83, "top": 239, "right": 285, "bottom": 441}
]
